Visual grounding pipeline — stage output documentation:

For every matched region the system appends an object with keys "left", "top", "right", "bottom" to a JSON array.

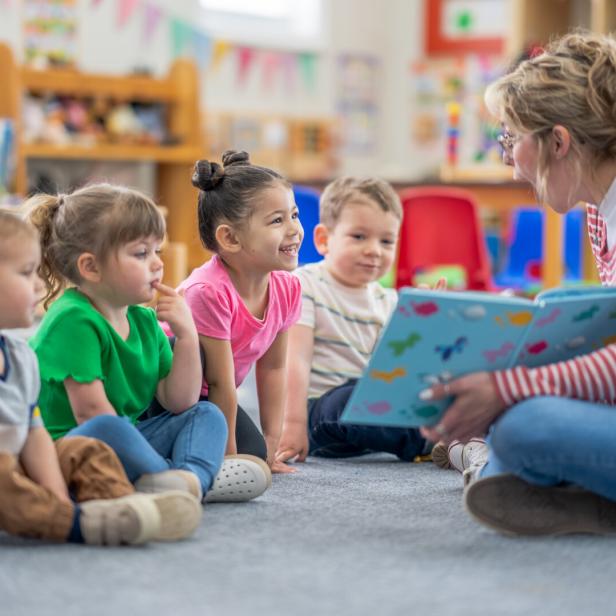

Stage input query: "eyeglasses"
[{"left": 496, "top": 130, "right": 521, "bottom": 152}]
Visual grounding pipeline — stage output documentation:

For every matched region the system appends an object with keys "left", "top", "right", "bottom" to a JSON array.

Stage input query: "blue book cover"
[{"left": 340, "top": 286, "right": 616, "bottom": 428}]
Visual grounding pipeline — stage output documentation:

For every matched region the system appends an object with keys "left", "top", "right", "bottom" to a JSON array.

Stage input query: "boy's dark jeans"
[{"left": 308, "top": 379, "right": 427, "bottom": 461}]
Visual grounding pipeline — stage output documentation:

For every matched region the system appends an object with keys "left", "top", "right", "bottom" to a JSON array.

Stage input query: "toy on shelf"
[
  {"left": 21, "top": 94, "right": 169, "bottom": 147},
  {"left": 445, "top": 101, "right": 461, "bottom": 167}
]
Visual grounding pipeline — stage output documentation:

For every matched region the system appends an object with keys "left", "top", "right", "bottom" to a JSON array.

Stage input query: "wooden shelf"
[
  {"left": 22, "top": 142, "right": 202, "bottom": 163},
  {"left": 0, "top": 42, "right": 209, "bottom": 282},
  {"left": 21, "top": 67, "right": 181, "bottom": 102}
]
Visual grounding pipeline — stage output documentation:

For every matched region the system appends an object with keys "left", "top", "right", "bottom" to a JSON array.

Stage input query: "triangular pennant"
[
  {"left": 117, "top": 0, "right": 140, "bottom": 29},
  {"left": 236, "top": 46, "right": 257, "bottom": 85},
  {"left": 281, "top": 53, "right": 296, "bottom": 94},
  {"left": 210, "top": 39, "right": 232, "bottom": 72},
  {"left": 142, "top": 1, "right": 163, "bottom": 43},
  {"left": 170, "top": 18, "right": 193, "bottom": 58},
  {"left": 192, "top": 31, "right": 213, "bottom": 71},
  {"left": 297, "top": 52, "right": 317, "bottom": 92},
  {"left": 260, "top": 51, "right": 280, "bottom": 91}
]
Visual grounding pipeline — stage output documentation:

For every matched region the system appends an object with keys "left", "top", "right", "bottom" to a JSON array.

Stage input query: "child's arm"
[
  {"left": 20, "top": 426, "right": 71, "bottom": 503},
  {"left": 276, "top": 324, "right": 314, "bottom": 464},
  {"left": 199, "top": 334, "right": 238, "bottom": 455},
  {"left": 255, "top": 330, "right": 296, "bottom": 473},
  {"left": 154, "top": 283, "right": 201, "bottom": 412},
  {"left": 64, "top": 379, "right": 117, "bottom": 422}
]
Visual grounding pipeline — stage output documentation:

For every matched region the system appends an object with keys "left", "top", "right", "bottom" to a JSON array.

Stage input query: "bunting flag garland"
[
  {"left": 117, "top": 0, "right": 140, "bottom": 29},
  {"left": 192, "top": 31, "right": 212, "bottom": 71},
  {"left": 72, "top": 1, "right": 320, "bottom": 94},
  {"left": 210, "top": 39, "right": 232, "bottom": 73},
  {"left": 260, "top": 51, "right": 280, "bottom": 91},
  {"left": 237, "top": 46, "right": 257, "bottom": 85},
  {"left": 298, "top": 52, "right": 316, "bottom": 91},
  {"left": 280, "top": 53, "right": 297, "bottom": 94},
  {"left": 170, "top": 17, "right": 193, "bottom": 57},
  {"left": 142, "top": 1, "right": 163, "bottom": 43}
]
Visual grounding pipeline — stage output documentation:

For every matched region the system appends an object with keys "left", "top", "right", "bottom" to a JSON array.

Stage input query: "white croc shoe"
[{"left": 204, "top": 455, "right": 271, "bottom": 503}]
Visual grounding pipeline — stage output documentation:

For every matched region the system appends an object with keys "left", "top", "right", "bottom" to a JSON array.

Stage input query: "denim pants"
[
  {"left": 66, "top": 402, "right": 227, "bottom": 494},
  {"left": 480, "top": 396, "right": 616, "bottom": 501},
  {"left": 308, "top": 380, "right": 427, "bottom": 461}
]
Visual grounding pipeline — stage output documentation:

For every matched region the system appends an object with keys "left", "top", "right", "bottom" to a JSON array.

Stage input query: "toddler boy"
[{"left": 276, "top": 177, "right": 428, "bottom": 463}]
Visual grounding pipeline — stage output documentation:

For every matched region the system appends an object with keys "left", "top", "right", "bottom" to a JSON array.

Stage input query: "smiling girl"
[{"left": 168, "top": 151, "right": 303, "bottom": 478}]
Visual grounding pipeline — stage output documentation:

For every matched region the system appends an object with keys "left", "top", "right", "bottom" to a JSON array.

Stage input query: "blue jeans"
[
  {"left": 480, "top": 396, "right": 616, "bottom": 501},
  {"left": 66, "top": 402, "right": 227, "bottom": 493},
  {"left": 308, "top": 380, "right": 427, "bottom": 461}
]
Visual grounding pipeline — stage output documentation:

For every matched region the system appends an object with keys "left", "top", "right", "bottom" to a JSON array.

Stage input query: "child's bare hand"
[
  {"left": 271, "top": 459, "right": 297, "bottom": 474},
  {"left": 153, "top": 282, "right": 197, "bottom": 341},
  {"left": 416, "top": 277, "right": 447, "bottom": 291},
  {"left": 275, "top": 421, "right": 309, "bottom": 463}
]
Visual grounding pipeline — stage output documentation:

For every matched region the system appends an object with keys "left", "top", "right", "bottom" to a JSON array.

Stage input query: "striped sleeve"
[{"left": 492, "top": 344, "right": 616, "bottom": 406}]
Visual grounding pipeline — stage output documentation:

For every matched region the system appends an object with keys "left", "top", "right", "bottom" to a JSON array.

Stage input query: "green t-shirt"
[{"left": 30, "top": 288, "right": 173, "bottom": 440}]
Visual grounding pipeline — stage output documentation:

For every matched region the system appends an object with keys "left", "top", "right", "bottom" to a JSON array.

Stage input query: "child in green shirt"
[
  {"left": 0, "top": 210, "right": 201, "bottom": 545},
  {"left": 28, "top": 183, "right": 269, "bottom": 503}
]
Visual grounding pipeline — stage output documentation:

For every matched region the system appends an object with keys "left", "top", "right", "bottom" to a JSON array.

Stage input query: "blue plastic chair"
[
  {"left": 495, "top": 207, "right": 583, "bottom": 289},
  {"left": 293, "top": 185, "right": 322, "bottom": 265}
]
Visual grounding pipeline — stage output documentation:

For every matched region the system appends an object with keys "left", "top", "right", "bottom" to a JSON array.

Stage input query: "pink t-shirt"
[{"left": 173, "top": 255, "right": 302, "bottom": 396}]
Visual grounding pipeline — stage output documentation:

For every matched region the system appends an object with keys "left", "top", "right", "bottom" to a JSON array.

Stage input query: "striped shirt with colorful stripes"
[
  {"left": 493, "top": 187, "right": 616, "bottom": 406},
  {"left": 294, "top": 261, "right": 397, "bottom": 399}
]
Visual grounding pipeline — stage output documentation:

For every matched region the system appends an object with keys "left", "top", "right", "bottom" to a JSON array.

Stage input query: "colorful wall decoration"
[{"left": 23, "top": 0, "right": 78, "bottom": 67}]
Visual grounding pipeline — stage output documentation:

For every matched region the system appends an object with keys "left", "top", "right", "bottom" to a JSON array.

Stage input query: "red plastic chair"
[{"left": 396, "top": 187, "right": 494, "bottom": 291}]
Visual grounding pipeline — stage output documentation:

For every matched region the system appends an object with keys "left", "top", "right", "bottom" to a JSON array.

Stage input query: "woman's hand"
[
  {"left": 420, "top": 372, "right": 507, "bottom": 444},
  {"left": 153, "top": 282, "right": 197, "bottom": 341}
]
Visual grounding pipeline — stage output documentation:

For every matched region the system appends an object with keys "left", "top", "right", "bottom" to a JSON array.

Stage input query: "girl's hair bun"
[
  {"left": 222, "top": 150, "right": 250, "bottom": 168},
  {"left": 191, "top": 160, "right": 225, "bottom": 191}
]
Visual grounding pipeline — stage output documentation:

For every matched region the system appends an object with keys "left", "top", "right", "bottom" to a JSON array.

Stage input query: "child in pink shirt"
[{"left": 175, "top": 150, "right": 303, "bottom": 474}]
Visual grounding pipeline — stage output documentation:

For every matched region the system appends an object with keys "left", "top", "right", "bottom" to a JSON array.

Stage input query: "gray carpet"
[{"left": 2, "top": 455, "right": 616, "bottom": 616}]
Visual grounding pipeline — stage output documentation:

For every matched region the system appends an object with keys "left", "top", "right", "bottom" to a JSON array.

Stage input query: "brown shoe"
[
  {"left": 464, "top": 474, "right": 616, "bottom": 536},
  {"left": 430, "top": 441, "right": 452, "bottom": 469}
]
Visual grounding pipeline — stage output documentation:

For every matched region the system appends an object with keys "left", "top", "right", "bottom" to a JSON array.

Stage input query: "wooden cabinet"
[
  {"left": 508, "top": 0, "right": 616, "bottom": 55},
  {"left": 0, "top": 43, "right": 209, "bottom": 278}
]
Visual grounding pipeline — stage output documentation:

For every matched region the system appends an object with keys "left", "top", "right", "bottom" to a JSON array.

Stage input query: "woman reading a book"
[{"left": 421, "top": 31, "right": 616, "bottom": 536}]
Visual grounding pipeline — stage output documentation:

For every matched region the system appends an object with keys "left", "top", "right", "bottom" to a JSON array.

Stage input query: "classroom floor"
[{"left": 3, "top": 454, "right": 616, "bottom": 616}]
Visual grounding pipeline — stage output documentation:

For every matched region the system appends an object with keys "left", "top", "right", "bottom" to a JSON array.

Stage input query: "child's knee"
[{"left": 192, "top": 402, "right": 228, "bottom": 434}]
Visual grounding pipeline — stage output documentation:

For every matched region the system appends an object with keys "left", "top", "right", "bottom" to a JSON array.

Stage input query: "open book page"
[
  {"left": 521, "top": 287, "right": 616, "bottom": 368},
  {"left": 341, "top": 289, "right": 541, "bottom": 428}
]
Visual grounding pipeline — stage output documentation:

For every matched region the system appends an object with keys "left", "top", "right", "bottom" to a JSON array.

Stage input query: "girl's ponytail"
[{"left": 27, "top": 193, "right": 66, "bottom": 307}]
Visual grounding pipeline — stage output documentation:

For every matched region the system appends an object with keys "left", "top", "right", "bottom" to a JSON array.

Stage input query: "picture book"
[{"left": 340, "top": 286, "right": 616, "bottom": 428}]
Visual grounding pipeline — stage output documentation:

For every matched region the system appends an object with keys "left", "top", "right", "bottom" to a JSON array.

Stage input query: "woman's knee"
[{"left": 490, "top": 398, "right": 558, "bottom": 460}]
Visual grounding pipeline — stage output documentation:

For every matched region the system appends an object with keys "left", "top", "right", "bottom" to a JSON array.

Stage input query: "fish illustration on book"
[
  {"left": 370, "top": 367, "right": 407, "bottom": 383},
  {"left": 435, "top": 336, "right": 467, "bottom": 361},
  {"left": 388, "top": 332, "right": 421, "bottom": 357}
]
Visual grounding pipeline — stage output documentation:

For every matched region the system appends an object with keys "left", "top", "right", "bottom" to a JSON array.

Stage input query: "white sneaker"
[
  {"left": 79, "top": 494, "right": 161, "bottom": 545},
  {"left": 447, "top": 438, "right": 488, "bottom": 474},
  {"left": 80, "top": 491, "right": 202, "bottom": 544},
  {"left": 135, "top": 469, "right": 203, "bottom": 501},
  {"left": 204, "top": 455, "right": 271, "bottom": 503},
  {"left": 144, "top": 491, "right": 202, "bottom": 541}
]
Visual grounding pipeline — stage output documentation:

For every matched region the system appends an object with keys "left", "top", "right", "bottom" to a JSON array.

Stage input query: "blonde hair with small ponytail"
[
  {"left": 27, "top": 183, "right": 165, "bottom": 307},
  {"left": 485, "top": 30, "right": 616, "bottom": 203}
]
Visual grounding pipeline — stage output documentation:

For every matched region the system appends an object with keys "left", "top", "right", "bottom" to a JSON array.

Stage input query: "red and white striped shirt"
[{"left": 492, "top": 196, "right": 616, "bottom": 407}]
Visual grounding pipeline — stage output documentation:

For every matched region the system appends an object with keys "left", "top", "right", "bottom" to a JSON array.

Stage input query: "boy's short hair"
[
  {"left": 319, "top": 176, "right": 402, "bottom": 229},
  {"left": 0, "top": 210, "right": 37, "bottom": 258}
]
